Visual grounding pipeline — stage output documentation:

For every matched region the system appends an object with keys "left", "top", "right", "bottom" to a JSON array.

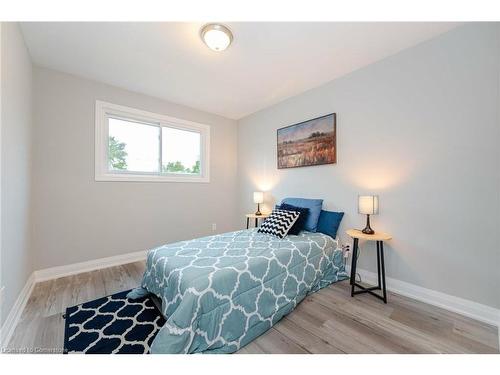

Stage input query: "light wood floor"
[{"left": 6, "top": 261, "right": 499, "bottom": 354}]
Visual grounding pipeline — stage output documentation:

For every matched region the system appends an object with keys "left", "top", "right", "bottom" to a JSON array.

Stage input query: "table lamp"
[
  {"left": 253, "top": 192, "right": 264, "bottom": 216},
  {"left": 358, "top": 195, "right": 379, "bottom": 234}
]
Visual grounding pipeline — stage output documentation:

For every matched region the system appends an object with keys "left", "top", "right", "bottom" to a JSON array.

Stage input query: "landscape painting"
[{"left": 277, "top": 113, "right": 336, "bottom": 169}]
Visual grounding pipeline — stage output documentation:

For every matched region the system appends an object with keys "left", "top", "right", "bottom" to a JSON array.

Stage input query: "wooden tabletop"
[
  {"left": 246, "top": 213, "right": 270, "bottom": 219},
  {"left": 346, "top": 229, "right": 392, "bottom": 241}
]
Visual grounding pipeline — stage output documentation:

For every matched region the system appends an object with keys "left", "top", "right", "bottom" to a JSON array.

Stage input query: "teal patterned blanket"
[{"left": 128, "top": 228, "right": 347, "bottom": 354}]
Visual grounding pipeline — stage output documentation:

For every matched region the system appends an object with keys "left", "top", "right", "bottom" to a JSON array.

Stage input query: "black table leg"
[
  {"left": 255, "top": 218, "right": 258, "bottom": 228},
  {"left": 376, "top": 241, "right": 382, "bottom": 289},
  {"left": 379, "top": 241, "right": 387, "bottom": 303},
  {"left": 350, "top": 239, "right": 388, "bottom": 304},
  {"left": 246, "top": 217, "right": 249, "bottom": 229},
  {"left": 350, "top": 238, "right": 359, "bottom": 296}
]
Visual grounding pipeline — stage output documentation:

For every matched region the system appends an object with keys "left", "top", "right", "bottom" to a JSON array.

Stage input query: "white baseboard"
[
  {"left": 33, "top": 250, "right": 148, "bottom": 282},
  {"left": 0, "top": 273, "right": 36, "bottom": 348},
  {"left": 348, "top": 266, "right": 500, "bottom": 328},
  {"left": 1, "top": 249, "right": 148, "bottom": 348}
]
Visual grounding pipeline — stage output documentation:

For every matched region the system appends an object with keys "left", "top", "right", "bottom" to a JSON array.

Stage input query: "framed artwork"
[{"left": 277, "top": 113, "right": 336, "bottom": 169}]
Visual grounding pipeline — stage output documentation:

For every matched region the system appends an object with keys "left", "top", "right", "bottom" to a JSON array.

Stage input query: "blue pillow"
[
  {"left": 281, "top": 198, "right": 323, "bottom": 232},
  {"left": 277, "top": 203, "right": 310, "bottom": 235},
  {"left": 317, "top": 210, "right": 344, "bottom": 238}
]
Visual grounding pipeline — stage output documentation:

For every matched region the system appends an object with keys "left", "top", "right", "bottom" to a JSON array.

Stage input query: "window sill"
[{"left": 95, "top": 173, "right": 209, "bottom": 183}]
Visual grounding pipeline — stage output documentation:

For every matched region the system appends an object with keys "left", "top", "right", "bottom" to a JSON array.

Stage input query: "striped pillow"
[{"left": 257, "top": 209, "right": 300, "bottom": 239}]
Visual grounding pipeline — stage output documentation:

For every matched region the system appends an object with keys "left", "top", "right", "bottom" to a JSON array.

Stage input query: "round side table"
[
  {"left": 346, "top": 229, "right": 392, "bottom": 303},
  {"left": 246, "top": 213, "right": 270, "bottom": 229}
]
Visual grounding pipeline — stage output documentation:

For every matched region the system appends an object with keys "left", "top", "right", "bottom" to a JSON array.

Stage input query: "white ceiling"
[{"left": 20, "top": 22, "right": 459, "bottom": 119}]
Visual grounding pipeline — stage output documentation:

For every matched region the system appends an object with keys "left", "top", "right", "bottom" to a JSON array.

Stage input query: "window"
[{"left": 95, "top": 101, "right": 210, "bottom": 182}]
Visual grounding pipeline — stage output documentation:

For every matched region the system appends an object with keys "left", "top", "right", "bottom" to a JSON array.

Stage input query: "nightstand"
[
  {"left": 346, "top": 229, "right": 392, "bottom": 303},
  {"left": 246, "top": 213, "right": 270, "bottom": 229}
]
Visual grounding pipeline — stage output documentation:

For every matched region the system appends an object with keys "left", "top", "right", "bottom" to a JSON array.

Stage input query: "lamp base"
[
  {"left": 361, "top": 227, "right": 375, "bottom": 235},
  {"left": 255, "top": 203, "right": 262, "bottom": 216},
  {"left": 361, "top": 214, "right": 375, "bottom": 235}
]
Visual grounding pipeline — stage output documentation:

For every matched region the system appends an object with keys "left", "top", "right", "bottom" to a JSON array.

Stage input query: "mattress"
[{"left": 129, "top": 228, "right": 348, "bottom": 353}]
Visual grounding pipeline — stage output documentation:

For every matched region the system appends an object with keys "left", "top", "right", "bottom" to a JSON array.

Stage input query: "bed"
[{"left": 128, "top": 228, "right": 348, "bottom": 354}]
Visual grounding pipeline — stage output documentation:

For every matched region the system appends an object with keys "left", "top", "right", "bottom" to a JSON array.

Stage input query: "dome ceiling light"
[{"left": 200, "top": 24, "right": 233, "bottom": 52}]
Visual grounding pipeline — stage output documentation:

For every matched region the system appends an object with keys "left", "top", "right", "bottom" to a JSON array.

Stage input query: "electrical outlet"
[
  {"left": 342, "top": 245, "right": 351, "bottom": 258},
  {"left": 211, "top": 223, "right": 217, "bottom": 231}
]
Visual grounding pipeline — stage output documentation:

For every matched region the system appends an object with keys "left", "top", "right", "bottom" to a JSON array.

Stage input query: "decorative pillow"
[
  {"left": 258, "top": 209, "right": 300, "bottom": 239},
  {"left": 281, "top": 198, "right": 323, "bottom": 232},
  {"left": 277, "top": 203, "right": 310, "bottom": 235},
  {"left": 317, "top": 210, "right": 344, "bottom": 238}
]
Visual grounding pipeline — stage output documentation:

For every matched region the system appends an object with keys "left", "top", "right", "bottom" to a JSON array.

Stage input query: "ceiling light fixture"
[{"left": 200, "top": 24, "right": 233, "bottom": 52}]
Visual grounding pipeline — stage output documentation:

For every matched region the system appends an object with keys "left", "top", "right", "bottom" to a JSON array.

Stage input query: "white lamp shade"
[
  {"left": 358, "top": 195, "right": 379, "bottom": 215},
  {"left": 253, "top": 191, "right": 264, "bottom": 204}
]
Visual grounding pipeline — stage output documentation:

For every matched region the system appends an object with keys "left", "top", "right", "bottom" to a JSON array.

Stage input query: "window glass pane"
[
  {"left": 162, "top": 127, "right": 201, "bottom": 174},
  {"left": 108, "top": 118, "right": 159, "bottom": 172}
]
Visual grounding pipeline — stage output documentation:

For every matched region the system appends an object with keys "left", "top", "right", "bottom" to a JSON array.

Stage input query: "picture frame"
[{"left": 277, "top": 113, "right": 336, "bottom": 169}]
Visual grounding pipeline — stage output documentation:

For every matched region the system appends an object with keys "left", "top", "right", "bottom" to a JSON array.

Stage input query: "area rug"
[{"left": 63, "top": 289, "right": 165, "bottom": 354}]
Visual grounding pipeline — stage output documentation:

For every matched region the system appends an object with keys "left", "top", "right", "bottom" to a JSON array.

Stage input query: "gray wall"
[
  {"left": 1, "top": 23, "right": 33, "bottom": 325},
  {"left": 238, "top": 24, "right": 500, "bottom": 308},
  {"left": 31, "top": 67, "right": 239, "bottom": 270}
]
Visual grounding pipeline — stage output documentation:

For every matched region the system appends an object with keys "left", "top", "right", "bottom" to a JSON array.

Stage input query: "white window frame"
[{"left": 95, "top": 100, "right": 210, "bottom": 183}]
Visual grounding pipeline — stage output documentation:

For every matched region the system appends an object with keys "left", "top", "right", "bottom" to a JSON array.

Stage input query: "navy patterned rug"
[{"left": 63, "top": 289, "right": 165, "bottom": 354}]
